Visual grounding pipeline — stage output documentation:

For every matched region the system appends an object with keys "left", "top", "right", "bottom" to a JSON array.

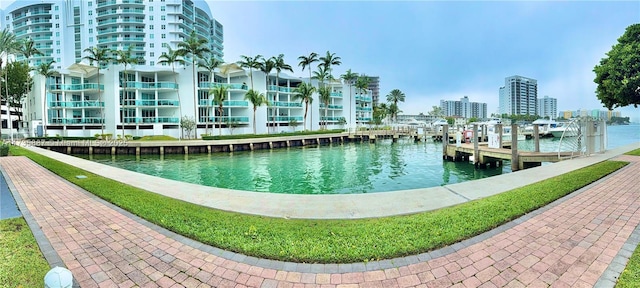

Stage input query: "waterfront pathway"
[{"left": 1, "top": 154, "right": 640, "bottom": 287}]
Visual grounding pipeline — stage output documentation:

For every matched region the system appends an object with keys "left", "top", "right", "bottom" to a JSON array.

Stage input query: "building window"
[
  {"left": 56, "top": 32, "right": 60, "bottom": 37},
  {"left": 161, "top": 25, "right": 166, "bottom": 30},
  {"left": 88, "top": 1, "right": 92, "bottom": 6},
  {"left": 89, "top": 37, "right": 93, "bottom": 43},
  {"left": 55, "top": 15, "right": 59, "bottom": 19},
  {"left": 55, "top": 23, "right": 60, "bottom": 28},
  {"left": 162, "top": 43, "right": 167, "bottom": 48},
  {"left": 161, "top": 34, "right": 166, "bottom": 39},
  {"left": 55, "top": 6, "right": 59, "bottom": 10},
  {"left": 150, "top": 61, "right": 154, "bottom": 66},
  {"left": 89, "top": 28, "right": 93, "bottom": 33},
  {"left": 88, "top": 11, "right": 92, "bottom": 15},
  {"left": 149, "top": 34, "right": 154, "bottom": 39},
  {"left": 161, "top": 15, "right": 165, "bottom": 21},
  {"left": 56, "top": 49, "right": 60, "bottom": 54},
  {"left": 149, "top": 6, "right": 153, "bottom": 11},
  {"left": 56, "top": 40, "right": 60, "bottom": 45},
  {"left": 149, "top": 24, "right": 154, "bottom": 30},
  {"left": 149, "top": 16, "right": 153, "bottom": 21},
  {"left": 150, "top": 43, "right": 154, "bottom": 48},
  {"left": 150, "top": 52, "right": 154, "bottom": 57},
  {"left": 88, "top": 19, "right": 92, "bottom": 24},
  {"left": 161, "top": 6, "right": 165, "bottom": 11}
]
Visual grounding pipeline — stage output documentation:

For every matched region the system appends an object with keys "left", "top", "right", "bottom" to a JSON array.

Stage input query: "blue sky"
[{"left": 209, "top": 0, "right": 640, "bottom": 121}]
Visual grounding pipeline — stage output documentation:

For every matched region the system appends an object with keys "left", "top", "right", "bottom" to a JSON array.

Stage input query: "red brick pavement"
[{"left": 1, "top": 155, "right": 639, "bottom": 287}]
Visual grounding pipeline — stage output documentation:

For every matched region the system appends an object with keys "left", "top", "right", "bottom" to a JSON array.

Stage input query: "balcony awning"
[
  {"left": 218, "top": 63, "right": 245, "bottom": 76},
  {"left": 66, "top": 63, "right": 99, "bottom": 78}
]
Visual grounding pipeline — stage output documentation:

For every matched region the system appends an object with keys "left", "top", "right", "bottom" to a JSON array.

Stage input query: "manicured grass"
[
  {"left": 8, "top": 146, "right": 628, "bottom": 263},
  {"left": 624, "top": 148, "right": 640, "bottom": 156},
  {"left": 134, "top": 135, "right": 178, "bottom": 141},
  {"left": 0, "top": 217, "right": 50, "bottom": 288},
  {"left": 617, "top": 243, "right": 640, "bottom": 287}
]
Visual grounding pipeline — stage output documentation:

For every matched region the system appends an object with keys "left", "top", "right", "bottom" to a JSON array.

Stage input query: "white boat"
[
  {"left": 549, "top": 122, "right": 579, "bottom": 138},
  {"left": 524, "top": 119, "right": 558, "bottom": 137}
]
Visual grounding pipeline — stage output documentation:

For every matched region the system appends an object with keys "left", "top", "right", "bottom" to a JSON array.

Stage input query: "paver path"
[{"left": 1, "top": 155, "right": 639, "bottom": 287}]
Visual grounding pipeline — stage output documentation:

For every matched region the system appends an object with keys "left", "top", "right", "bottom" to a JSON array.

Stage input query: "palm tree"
[
  {"left": 318, "top": 86, "right": 331, "bottom": 130},
  {"left": 297, "top": 52, "right": 318, "bottom": 85},
  {"left": 198, "top": 56, "right": 222, "bottom": 135},
  {"left": 319, "top": 50, "right": 341, "bottom": 82},
  {"left": 355, "top": 76, "right": 371, "bottom": 127},
  {"left": 114, "top": 45, "right": 141, "bottom": 139},
  {"left": 19, "top": 38, "right": 42, "bottom": 65},
  {"left": 83, "top": 46, "right": 110, "bottom": 137},
  {"left": 244, "top": 89, "right": 268, "bottom": 134},
  {"left": 0, "top": 28, "right": 19, "bottom": 139},
  {"left": 237, "top": 54, "right": 263, "bottom": 90},
  {"left": 388, "top": 103, "right": 402, "bottom": 125},
  {"left": 273, "top": 54, "right": 293, "bottom": 134},
  {"left": 157, "top": 46, "right": 185, "bottom": 138},
  {"left": 340, "top": 69, "right": 358, "bottom": 133},
  {"left": 260, "top": 57, "right": 275, "bottom": 132},
  {"left": 373, "top": 103, "right": 389, "bottom": 127},
  {"left": 292, "top": 82, "right": 315, "bottom": 131},
  {"left": 35, "top": 61, "right": 56, "bottom": 138},
  {"left": 178, "top": 30, "right": 210, "bottom": 132},
  {"left": 386, "top": 89, "right": 406, "bottom": 123},
  {"left": 210, "top": 85, "right": 228, "bottom": 136}
]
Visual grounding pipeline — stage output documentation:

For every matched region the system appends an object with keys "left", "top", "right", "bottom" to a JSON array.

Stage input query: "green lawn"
[
  {"left": 8, "top": 145, "right": 628, "bottom": 264},
  {"left": 616, "top": 148, "right": 640, "bottom": 287},
  {"left": 0, "top": 218, "right": 50, "bottom": 288},
  {"left": 624, "top": 148, "right": 640, "bottom": 156}
]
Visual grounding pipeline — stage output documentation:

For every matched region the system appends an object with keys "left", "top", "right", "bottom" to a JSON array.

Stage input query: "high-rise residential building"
[
  {"left": 498, "top": 75, "right": 537, "bottom": 116},
  {"left": 537, "top": 95, "right": 557, "bottom": 118},
  {"left": 366, "top": 76, "right": 380, "bottom": 105},
  {"left": 440, "top": 96, "right": 487, "bottom": 119}
]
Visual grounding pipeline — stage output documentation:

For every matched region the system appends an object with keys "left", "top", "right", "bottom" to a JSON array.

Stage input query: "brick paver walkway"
[{"left": 1, "top": 155, "right": 639, "bottom": 287}]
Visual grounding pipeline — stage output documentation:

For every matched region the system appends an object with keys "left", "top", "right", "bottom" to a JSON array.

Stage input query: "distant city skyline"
[{"left": 204, "top": 0, "right": 638, "bottom": 121}]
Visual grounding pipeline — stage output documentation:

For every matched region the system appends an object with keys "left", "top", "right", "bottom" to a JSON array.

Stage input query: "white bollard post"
[{"left": 44, "top": 267, "right": 73, "bottom": 288}]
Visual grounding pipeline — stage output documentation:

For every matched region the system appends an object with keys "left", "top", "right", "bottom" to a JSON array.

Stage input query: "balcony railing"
[
  {"left": 267, "top": 116, "right": 303, "bottom": 122},
  {"left": 48, "top": 83, "right": 104, "bottom": 91},
  {"left": 272, "top": 101, "right": 303, "bottom": 107},
  {"left": 49, "top": 101, "right": 105, "bottom": 108},
  {"left": 50, "top": 117, "right": 104, "bottom": 124},
  {"left": 123, "top": 117, "right": 179, "bottom": 123},
  {"left": 122, "top": 82, "right": 178, "bottom": 89},
  {"left": 199, "top": 116, "right": 249, "bottom": 123},
  {"left": 198, "top": 82, "right": 248, "bottom": 90},
  {"left": 267, "top": 85, "right": 294, "bottom": 93},
  {"left": 355, "top": 96, "right": 372, "bottom": 102},
  {"left": 319, "top": 104, "right": 343, "bottom": 109},
  {"left": 330, "top": 92, "right": 343, "bottom": 98},
  {"left": 357, "top": 117, "right": 372, "bottom": 122},
  {"left": 356, "top": 107, "right": 372, "bottom": 111},
  {"left": 320, "top": 116, "right": 344, "bottom": 121},
  {"left": 199, "top": 100, "right": 249, "bottom": 107}
]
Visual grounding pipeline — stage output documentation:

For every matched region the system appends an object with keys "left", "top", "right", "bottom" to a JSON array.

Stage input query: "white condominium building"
[
  {"left": 537, "top": 95, "right": 557, "bottom": 119},
  {"left": 440, "top": 96, "right": 487, "bottom": 119},
  {"left": 498, "top": 75, "right": 537, "bottom": 116}
]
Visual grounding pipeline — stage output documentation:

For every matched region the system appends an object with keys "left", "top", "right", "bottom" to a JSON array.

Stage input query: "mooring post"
[
  {"left": 442, "top": 124, "right": 449, "bottom": 159},
  {"left": 533, "top": 125, "right": 540, "bottom": 152},
  {"left": 511, "top": 124, "right": 519, "bottom": 171},
  {"left": 497, "top": 124, "right": 503, "bottom": 148},
  {"left": 473, "top": 124, "right": 479, "bottom": 166}
]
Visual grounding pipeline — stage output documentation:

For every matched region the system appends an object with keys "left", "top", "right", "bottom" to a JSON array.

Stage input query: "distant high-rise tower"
[
  {"left": 498, "top": 75, "right": 537, "bottom": 116},
  {"left": 440, "top": 96, "right": 487, "bottom": 119},
  {"left": 366, "top": 76, "right": 380, "bottom": 105},
  {"left": 537, "top": 95, "right": 557, "bottom": 119}
]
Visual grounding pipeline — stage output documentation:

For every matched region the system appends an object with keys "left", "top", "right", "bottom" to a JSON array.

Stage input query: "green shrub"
[{"left": 0, "top": 143, "right": 9, "bottom": 157}]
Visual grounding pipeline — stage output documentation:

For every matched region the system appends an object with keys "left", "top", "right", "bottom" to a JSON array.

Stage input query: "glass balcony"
[
  {"left": 267, "top": 116, "right": 303, "bottom": 122},
  {"left": 97, "top": 0, "right": 117, "bottom": 8},
  {"left": 201, "top": 100, "right": 249, "bottom": 107},
  {"left": 49, "top": 101, "right": 105, "bottom": 108},
  {"left": 124, "top": 117, "right": 180, "bottom": 124},
  {"left": 49, "top": 117, "right": 104, "bottom": 124},
  {"left": 357, "top": 117, "right": 372, "bottom": 121},
  {"left": 320, "top": 116, "right": 344, "bottom": 121},
  {"left": 356, "top": 107, "right": 372, "bottom": 111},
  {"left": 272, "top": 101, "right": 302, "bottom": 107},
  {"left": 209, "top": 116, "right": 249, "bottom": 123},
  {"left": 319, "top": 104, "right": 343, "bottom": 109},
  {"left": 137, "top": 100, "right": 179, "bottom": 106},
  {"left": 198, "top": 82, "right": 247, "bottom": 90},
  {"left": 330, "top": 92, "right": 343, "bottom": 98},
  {"left": 355, "top": 96, "right": 372, "bottom": 102},
  {"left": 267, "top": 85, "right": 293, "bottom": 93},
  {"left": 123, "top": 82, "right": 178, "bottom": 89},
  {"left": 48, "top": 83, "right": 105, "bottom": 91}
]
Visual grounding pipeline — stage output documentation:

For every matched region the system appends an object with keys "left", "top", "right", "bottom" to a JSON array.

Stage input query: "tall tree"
[
  {"left": 237, "top": 54, "right": 263, "bottom": 90},
  {"left": 157, "top": 46, "right": 185, "bottom": 138},
  {"left": 178, "top": 30, "right": 210, "bottom": 131},
  {"left": 198, "top": 56, "right": 222, "bottom": 135},
  {"left": 260, "top": 57, "right": 275, "bottom": 133},
  {"left": 386, "top": 89, "right": 406, "bottom": 123},
  {"left": 319, "top": 50, "right": 341, "bottom": 82},
  {"left": 4, "top": 61, "right": 31, "bottom": 124},
  {"left": 114, "top": 45, "right": 141, "bottom": 139},
  {"left": 210, "top": 85, "right": 228, "bottom": 136},
  {"left": 297, "top": 52, "right": 318, "bottom": 85},
  {"left": 340, "top": 69, "right": 358, "bottom": 132},
  {"left": 318, "top": 86, "right": 331, "bottom": 130},
  {"left": 0, "top": 28, "right": 19, "bottom": 139},
  {"left": 19, "top": 38, "right": 42, "bottom": 65},
  {"left": 244, "top": 89, "right": 268, "bottom": 134},
  {"left": 292, "top": 82, "right": 315, "bottom": 131},
  {"left": 35, "top": 61, "right": 56, "bottom": 137},
  {"left": 273, "top": 54, "right": 293, "bottom": 133},
  {"left": 83, "top": 46, "right": 110, "bottom": 137},
  {"left": 373, "top": 103, "right": 389, "bottom": 127},
  {"left": 594, "top": 23, "right": 640, "bottom": 109},
  {"left": 428, "top": 105, "right": 444, "bottom": 117}
]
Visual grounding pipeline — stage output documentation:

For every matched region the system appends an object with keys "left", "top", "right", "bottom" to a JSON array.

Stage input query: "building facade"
[
  {"left": 537, "top": 95, "right": 557, "bottom": 119},
  {"left": 439, "top": 96, "right": 487, "bottom": 119},
  {"left": 0, "top": 0, "right": 373, "bottom": 138},
  {"left": 498, "top": 75, "right": 537, "bottom": 116}
]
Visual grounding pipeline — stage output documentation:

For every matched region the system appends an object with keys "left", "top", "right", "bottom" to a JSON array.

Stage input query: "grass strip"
[
  {"left": 0, "top": 217, "right": 50, "bottom": 288},
  {"left": 624, "top": 148, "right": 640, "bottom": 156},
  {"left": 617, "top": 243, "right": 640, "bottom": 287},
  {"left": 9, "top": 146, "right": 627, "bottom": 263},
  {"left": 201, "top": 129, "right": 345, "bottom": 140}
]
